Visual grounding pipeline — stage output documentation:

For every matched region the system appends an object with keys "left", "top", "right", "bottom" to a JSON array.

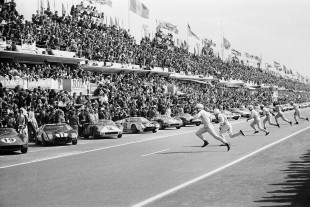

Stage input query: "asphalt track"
[{"left": 1, "top": 109, "right": 310, "bottom": 207}]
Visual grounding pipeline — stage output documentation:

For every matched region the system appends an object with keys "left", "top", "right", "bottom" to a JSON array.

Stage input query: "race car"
[
  {"left": 174, "top": 113, "right": 201, "bottom": 126},
  {"left": 116, "top": 117, "right": 160, "bottom": 133},
  {"left": 229, "top": 108, "right": 251, "bottom": 118},
  {"left": 0, "top": 128, "right": 28, "bottom": 153},
  {"left": 36, "top": 123, "right": 78, "bottom": 145},
  {"left": 222, "top": 110, "right": 241, "bottom": 120},
  {"left": 83, "top": 119, "right": 123, "bottom": 138},
  {"left": 151, "top": 115, "right": 182, "bottom": 130}
]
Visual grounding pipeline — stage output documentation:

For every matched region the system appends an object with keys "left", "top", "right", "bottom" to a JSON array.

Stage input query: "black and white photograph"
[{"left": 0, "top": 0, "right": 310, "bottom": 206}]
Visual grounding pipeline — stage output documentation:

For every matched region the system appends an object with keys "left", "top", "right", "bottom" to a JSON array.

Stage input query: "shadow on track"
[{"left": 254, "top": 149, "right": 310, "bottom": 207}]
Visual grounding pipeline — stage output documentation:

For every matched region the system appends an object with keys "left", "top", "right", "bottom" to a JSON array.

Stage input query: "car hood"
[{"left": 0, "top": 136, "right": 25, "bottom": 145}]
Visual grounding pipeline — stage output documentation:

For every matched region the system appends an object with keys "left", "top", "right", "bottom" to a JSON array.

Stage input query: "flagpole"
[
  {"left": 220, "top": 20, "right": 223, "bottom": 60},
  {"left": 128, "top": 0, "right": 131, "bottom": 32},
  {"left": 186, "top": 21, "right": 188, "bottom": 53}
]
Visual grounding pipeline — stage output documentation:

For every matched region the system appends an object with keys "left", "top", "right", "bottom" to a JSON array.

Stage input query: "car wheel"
[
  {"left": 176, "top": 126, "right": 181, "bottom": 129},
  {"left": 152, "top": 129, "right": 157, "bottom": 133},
  {"left": 131, "top": 125, "right": 138, "bottom": 133},
  {"left": 117, "top": 134, "right": 123, "bottom": 138},
  {"left": 159, "top": 122, "right": 164, "bottom": 130},
  {"left": 181, "top": 119, "right": 186, "bottom": 127},
  {"left": 42, "top": 135, "right": 48, "bottom": 146},
  {"left": 21, "top": 147, "right": 28, "bottom": 154},
  {"left": 92, "top": 130, "right": 96, "bottom": 139},
  {"left": 196, "top": 123, "right": 201, "bottom": 126},
  {"left": 35, "top": 137, "right": 41, "bottom": 145},
  {"left": 72, "top": 139, "right": 78, "bottom": 145}
]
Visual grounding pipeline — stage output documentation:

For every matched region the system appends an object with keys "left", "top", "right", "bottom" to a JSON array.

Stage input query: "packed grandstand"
[{"left": 1, "top": 0, "right": 310, "bottom": 140}]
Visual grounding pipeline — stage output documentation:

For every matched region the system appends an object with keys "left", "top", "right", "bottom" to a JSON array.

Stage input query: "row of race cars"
[{"left": 1, "top": 103, "right": 310, "bottom": 154}]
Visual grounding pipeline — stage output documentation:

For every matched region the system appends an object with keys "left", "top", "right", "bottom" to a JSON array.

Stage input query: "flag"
[
  {"left": 274, "top": 61, "right": 280, "bottom": 68},
  {"left": 231, "top": 49, "right": 241, "bottom": 56},
  {"left": 202, "top": 38, "right": 216, "bottom": 47},
  {"left": 97, "top": 0, "right": 112, "bottom": 7},
  {"left": 62, "top": 3, "right": 66, "bottom": 16},
  {"left": 187, "top": 24, "right": 199, "bottom": 40},
  {"left": 156, "top": 21, "right": 178, "bottom": 34},
  {"left": 223, "top": 37, "right": 231, "bottom": 50},
  {"left": 129, "top": 0, "right": 149, "bottom": 19}
]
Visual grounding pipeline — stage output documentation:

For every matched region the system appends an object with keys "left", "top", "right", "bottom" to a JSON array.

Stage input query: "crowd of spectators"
[
  {"left": 0, "top": 1, "right": 309, "bottom": 91},
  {"left": 1, "top": 1, "right": 310, "bottom": 140}
]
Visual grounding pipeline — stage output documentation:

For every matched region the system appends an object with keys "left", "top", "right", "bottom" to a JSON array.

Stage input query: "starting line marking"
[
  {"left": 0, "top": 119, "right": 281, "bottom": 169},
  {"left": 131, "top": 126, "right": 310, "bottom": 207},
  {"left": 141, "top": 149, "right": 169, "bottom": 157}
]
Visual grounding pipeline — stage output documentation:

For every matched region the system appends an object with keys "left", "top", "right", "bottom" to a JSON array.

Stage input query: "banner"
[
  {"left": 21, "top": 41, "right": 36, "bottom": 50},
  {"left": 0, "top": 77, "right": 26, "bottom": 89},
  {"left": 156, "top": 21, "right": 178, "bottom": 34},
  {"left": 129, "top": 0, "right": 149, "bottom": 19},
  {"left": 96, "top": 0, "right": 112, "bottom": 7},
  {"left": 63, "top": 79, "right": 88, "bottom": 95},
  {"left": 27, "top": 78, "right": 62, "bottom": 90}
]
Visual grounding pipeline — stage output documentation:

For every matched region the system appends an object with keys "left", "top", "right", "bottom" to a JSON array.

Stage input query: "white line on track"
[
  {"left": 131, "top": 126, "right": 310, "bottom": 207},
  {"left": 0, "top": 119, "right": 255, "bottom": 168},
  {"left": 141, "top": 149, "right": 169, "bottom": 157}
]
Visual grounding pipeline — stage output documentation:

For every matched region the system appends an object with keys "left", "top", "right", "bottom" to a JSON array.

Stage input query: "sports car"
[
  {"left": 83, "top": 119, "right": 123, "bottom": 138},
  {"left": 229, "top": 108, "right": 251, "bottom": 118},
  {"left": 174, "top": 113, "right": 201, "bottom": 126},
  {"left": 151, "top": 115, "right": 182, "bottom": 130},
  {"left": 222, "top": 110, "right": 241, "bottom": 120},
  {"left": 116, "top": 117, "right": 160, "bottom": 133},
  {"left": 0, "top": 128, "right": 28, "bottom": 153},
  {"left": 36, "top": 123, "right": 78, "bottom": 145}
]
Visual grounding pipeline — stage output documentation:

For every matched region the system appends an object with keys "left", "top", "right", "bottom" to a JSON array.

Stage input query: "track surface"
[{"left": 1, "top": 109, "right": 310, "bottom": 207}]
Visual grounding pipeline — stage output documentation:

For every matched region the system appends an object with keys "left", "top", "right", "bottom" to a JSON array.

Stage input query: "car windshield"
[
  {"left": 131, "top": 117, "right": 149, "bottom": 123},
  {"left": 44, "top": 124, "right": 72, "bottom": 131},
  {"left": 98, "top": 120, "right": 116, "bottom": 125},
  {"left": 179, "top": 113, "right": 190, "bottom": 116},
  {"left": 0, "top": 128, "right": 17, "bottom": 136},
  {"left": 224, "top": 111, "right": 232, "bottom": 115}
]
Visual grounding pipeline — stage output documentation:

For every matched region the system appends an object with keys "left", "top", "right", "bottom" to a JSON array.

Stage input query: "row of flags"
[{"left": 38, "top": 0, "right": 307, "bottom": 83}]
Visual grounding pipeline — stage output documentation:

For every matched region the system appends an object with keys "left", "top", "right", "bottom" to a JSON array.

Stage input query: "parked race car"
[
  {"left": 36, "top": 123, "right": 78, "bottom": 145},
  {"left": 222, "top": 110, "right": 241, "bottom": 120},
  {"left": 174, "top": 113, "right": 201, "bottom": 126},
  {"left": 83, "top": 119, "right": 123, "bottom": 138},
  {"left": 0, "top": 128, "right": 28, "bottom": 153},
  {"left": 229, "top": 108, "right": 251, "bottom": 118},
  {"left": 151, "top": 115, "right": 182, "bottom": 130},
  {"left": 116, "top": 117, "right": 159, "bottom": 133}
]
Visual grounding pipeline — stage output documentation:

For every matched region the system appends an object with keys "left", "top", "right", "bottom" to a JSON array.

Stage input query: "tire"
[
  {"left": 131, "top": 124, "right": 138, "bottom": 133},
  {"left": 159, "top": 122, "right": 164, "bottom": 130},
  {"left": 117, "top": 134, "right": 123, "bottom": 138},
  {"left": 152, "top": 129, "right": 157, "bottom": 133},
  {"left": 196, "top": 123, "right": 201, "bottom": 126},
  {"left": 42, "top": 135, "right": 48, "bottom": 146},
  {"left": 176, "top": 126, "right": 181, "bottom": 129},
  {"left": 21, "top": 147, "right": 28, "bottom": 154},
  {"left": 72, "top": 139, "right": 78, "bottom": 145},
  {"left": 35, "top": 137, "right": 41, "bottom": 145},
  {"left": 92, "top": 130, "right": 96, "bottom": 139},
  {"left": 181, "top": 119, "right": 186, "bottom": 127}
]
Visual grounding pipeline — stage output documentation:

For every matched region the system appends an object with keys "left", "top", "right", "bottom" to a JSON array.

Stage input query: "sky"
[{"left": 15, "top": 0, "right": 310, "bottom": 78}]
